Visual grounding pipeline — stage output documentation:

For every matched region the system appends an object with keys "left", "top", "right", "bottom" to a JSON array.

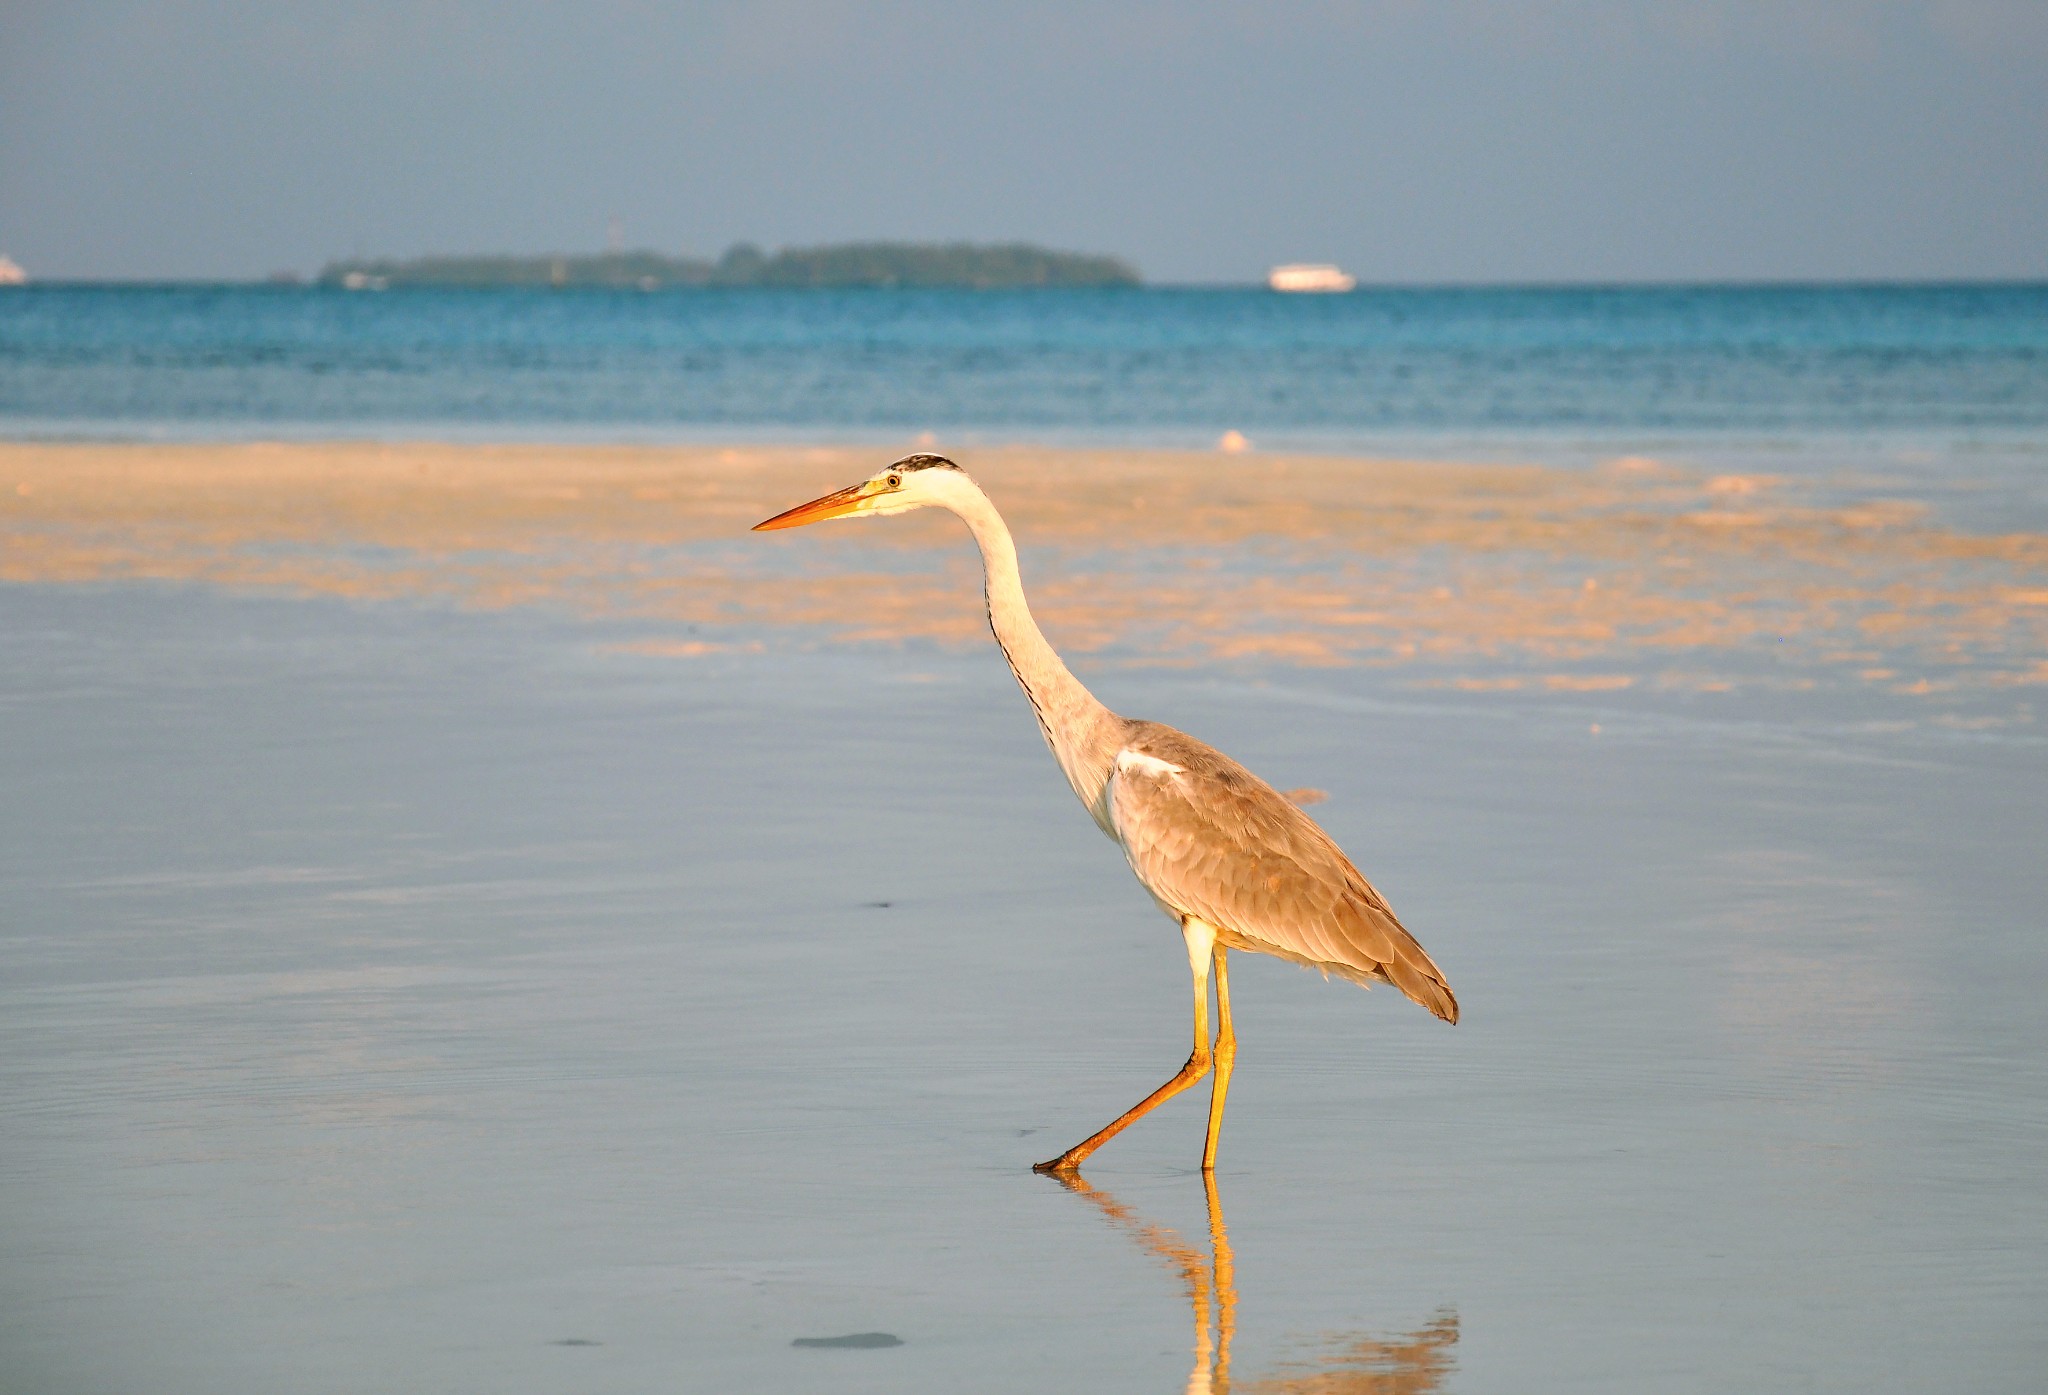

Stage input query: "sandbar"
[{"left": 2, "top": 441, "right": 2042, "bottom": 710}]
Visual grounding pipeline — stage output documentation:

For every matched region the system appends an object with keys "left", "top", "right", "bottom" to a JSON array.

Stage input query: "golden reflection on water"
[
  {"left": 1056, "top": 1173, "right": 1457, "bottom": 1394},
  {"left": 4, "top": 441, "right": 2042, "bottom": 715}
]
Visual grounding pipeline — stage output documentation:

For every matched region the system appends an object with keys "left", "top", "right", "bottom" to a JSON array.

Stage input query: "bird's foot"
[{"left": 1032, "top": 1153, "right": 1084, "bottom": 1176}]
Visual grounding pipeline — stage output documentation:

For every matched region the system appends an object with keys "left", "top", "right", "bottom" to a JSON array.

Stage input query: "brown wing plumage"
[{"left": 1106, "top": 720, "right": 1458, "bottom": 1024}]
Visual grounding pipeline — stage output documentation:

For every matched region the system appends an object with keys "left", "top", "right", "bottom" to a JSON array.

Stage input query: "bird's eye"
[{"left": 886, "top": 473, "right": 902, "bottom": 488}]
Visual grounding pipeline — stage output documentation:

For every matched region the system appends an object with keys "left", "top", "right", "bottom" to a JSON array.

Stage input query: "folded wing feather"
[{"left": 1107, "top": 722, "right": 1458, "bottom": 1024}]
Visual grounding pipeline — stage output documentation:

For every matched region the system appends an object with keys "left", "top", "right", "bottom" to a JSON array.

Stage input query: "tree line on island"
[{"left": 318, "top": 242, "right": 1140, "bottom": 290}]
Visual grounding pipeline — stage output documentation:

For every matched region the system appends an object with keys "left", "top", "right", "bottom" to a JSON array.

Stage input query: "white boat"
[
  {"left": 0, "top": 255, "right": 27, "bottom": 286},
  {"left": 1267, "top": 263, "right": 1356, "bottom": 293}
]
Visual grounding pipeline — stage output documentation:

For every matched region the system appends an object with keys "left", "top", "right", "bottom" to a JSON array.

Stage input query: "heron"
[{"left": 754, "top": 455, "right": 1457, "bottom": 1173}]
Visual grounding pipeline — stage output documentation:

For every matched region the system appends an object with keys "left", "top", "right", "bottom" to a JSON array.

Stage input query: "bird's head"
[{"left": 751, "top": 454, "right": 972, "bottom": 531}]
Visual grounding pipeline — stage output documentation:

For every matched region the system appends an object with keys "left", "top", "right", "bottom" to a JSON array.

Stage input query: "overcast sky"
[{"left": 2, "top": 1, "right": 2043, "bottom": 282}]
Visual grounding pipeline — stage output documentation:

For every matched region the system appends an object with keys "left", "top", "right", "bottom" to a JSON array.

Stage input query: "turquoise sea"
[{"left": 4, "top": 282, "right": 2045, "bottom": 451}]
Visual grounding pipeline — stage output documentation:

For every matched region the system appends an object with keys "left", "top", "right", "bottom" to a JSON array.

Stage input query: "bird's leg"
[
  {"left": 1034, "top": 920, "right": 1217, "bottom": 1174},
  {"left": 1201, "top": 947, "right": 1235, "bottom": 1173}
]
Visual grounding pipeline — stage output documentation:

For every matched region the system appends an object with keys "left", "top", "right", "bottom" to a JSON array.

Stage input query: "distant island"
[{"left": 317, "top": 242, "right": 1140, "bottom": 290}]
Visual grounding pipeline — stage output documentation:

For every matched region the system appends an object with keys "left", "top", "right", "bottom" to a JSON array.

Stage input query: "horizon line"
[{"left": 10, "top": 274, "right": 2048, "bottom": 291}]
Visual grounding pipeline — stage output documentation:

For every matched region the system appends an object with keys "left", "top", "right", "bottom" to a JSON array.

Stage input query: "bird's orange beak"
[{"left": 751, "top": 482, "right": 870, "bottom": 531}]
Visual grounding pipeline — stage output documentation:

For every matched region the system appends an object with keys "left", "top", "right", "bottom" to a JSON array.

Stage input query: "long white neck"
[{"left": 945, "top": 481, "right": 1124, "bottom": 828}]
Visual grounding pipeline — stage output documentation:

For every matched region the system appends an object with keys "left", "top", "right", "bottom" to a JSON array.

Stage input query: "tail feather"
[
  {"left": 1384, "top": 954, "right": 1459, "bottom": 1024},
  {"left": 1342, "top": 890, "right": 1460, "bottom": 1025}
]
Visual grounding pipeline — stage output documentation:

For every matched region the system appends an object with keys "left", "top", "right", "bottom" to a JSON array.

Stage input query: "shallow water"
[{"left": 2, "top": 582, "right": 2043, "bottom": 1393}]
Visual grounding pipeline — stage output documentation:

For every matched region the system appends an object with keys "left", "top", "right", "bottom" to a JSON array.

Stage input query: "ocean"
[
  {"left": 4, "top": 282, "right": 2045, "bottom": 453},
  {"left": 4, "top": 283, "right": 2046, "bottom": 1393}
]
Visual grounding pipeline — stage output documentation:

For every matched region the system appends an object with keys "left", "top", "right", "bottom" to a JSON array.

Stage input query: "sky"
[{"left": 2, "top": 1, "right": 2044, "bottom": 283}]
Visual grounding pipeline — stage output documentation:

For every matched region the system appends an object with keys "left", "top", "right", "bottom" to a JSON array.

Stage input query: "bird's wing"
[{"left": 1106, "top": 722, "right": 1457, "bottom": 1023}]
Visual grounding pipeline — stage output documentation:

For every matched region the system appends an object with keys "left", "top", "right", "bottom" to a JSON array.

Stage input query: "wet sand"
[
  {"left": 4, "top": 441, "right": 2044, "bottom": 713},
  {"left": 2, "top": 443, "right": 2045, "bottom": 1392}
]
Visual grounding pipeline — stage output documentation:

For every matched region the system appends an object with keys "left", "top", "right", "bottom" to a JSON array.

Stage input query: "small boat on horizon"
[{"left": 1267, "top": 263, "right": 1356, "bottom": 293}]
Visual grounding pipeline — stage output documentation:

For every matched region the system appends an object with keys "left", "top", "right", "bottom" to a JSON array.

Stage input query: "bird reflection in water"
[{"left": 1054, "top": 1173, "right": 1458, "bottom": 1395}]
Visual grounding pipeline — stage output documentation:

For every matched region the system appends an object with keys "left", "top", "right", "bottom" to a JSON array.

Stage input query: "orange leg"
[
  {"left": 1035, "top": 920, "right": 1216, "bottom": 1174},
  {"left": 1201, "top": 947, "right": 1235, "bottom": 1172}
]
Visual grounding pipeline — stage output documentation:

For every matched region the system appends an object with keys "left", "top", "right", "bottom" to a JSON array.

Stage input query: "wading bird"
[{"left": 755, "top": 456, "right": 1456, "bottom": 1173}]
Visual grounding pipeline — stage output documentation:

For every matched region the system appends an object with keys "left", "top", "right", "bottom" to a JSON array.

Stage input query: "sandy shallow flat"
[
  {"left": 2, "top": 443, "right": 2045, "bottom": 1393},
  {"left": 4, "top": 441, "right": 2044, "bottom": 718}
]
